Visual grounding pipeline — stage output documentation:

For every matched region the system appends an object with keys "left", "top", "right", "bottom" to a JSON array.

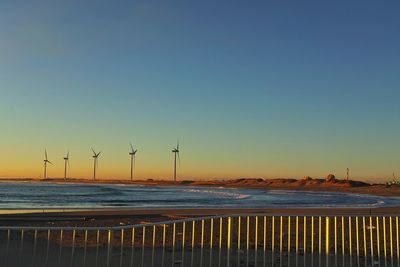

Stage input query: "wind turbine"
[
  {"left": 63, "top": 151, "right": 70, "bottom": 180},
  {"left": 91, "top": 148, "right": 101, "bottom": 180},
  {"left": 129, "top": 143, "right": 138, "bottom": 181},
  {"left": 43, "top": 149, "right": 53, "bottom": 179},
  {"left": 172, "top": 141, "right": 180, "bottom": 182}
]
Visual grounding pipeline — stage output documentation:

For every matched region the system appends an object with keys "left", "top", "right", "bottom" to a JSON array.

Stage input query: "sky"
[{"left": 0, "top": 1, "right": 399, "bottom": 182}]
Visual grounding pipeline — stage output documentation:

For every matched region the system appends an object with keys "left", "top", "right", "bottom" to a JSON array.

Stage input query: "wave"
[{"left": 182, "top": 188, "right": 250, "bottom": 199}]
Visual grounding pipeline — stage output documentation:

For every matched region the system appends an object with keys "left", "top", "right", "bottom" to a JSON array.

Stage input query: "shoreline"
[{"left": 1, "top": 177, "right": 399, "bottom": 197}]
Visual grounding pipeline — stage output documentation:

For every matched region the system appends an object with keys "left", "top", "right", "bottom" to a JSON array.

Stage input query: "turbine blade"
[
  {"left": 45, "top": 149, "right": 48, "bottom": 160},
  {"left": 130, "top": 143, "right": 134, "bottom": 152},
  {"left": 48, "top": 161, "right": 53, "bottom": 165},
  {"left": 67, "top": 150, "right": 69, "bottom": 158},
  {"left": 177, "top": 152, "right": 181, "bottom": 166},
  {"left": 91, "top": 148, "right": 96, "bottom": 155}
]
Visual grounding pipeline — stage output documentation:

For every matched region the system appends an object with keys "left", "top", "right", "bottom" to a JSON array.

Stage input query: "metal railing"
[{"left": 0, "top": 214, "right": 399, "bottom": 266}]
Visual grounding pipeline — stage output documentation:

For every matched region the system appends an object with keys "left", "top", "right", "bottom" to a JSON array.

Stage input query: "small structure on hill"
[
  {"left": 302, "top": 176, "right": 312, "bottom": 181},
  {"left": 326, "top": 174, "right": 336, "bottom": 182}
]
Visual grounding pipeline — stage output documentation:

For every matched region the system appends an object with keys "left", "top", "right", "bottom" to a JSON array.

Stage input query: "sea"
[{"left": 0, "top": 182, "right": 399, "bottom": 210}]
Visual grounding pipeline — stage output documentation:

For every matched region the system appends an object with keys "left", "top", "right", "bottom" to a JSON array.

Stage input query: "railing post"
[
  {"left": 326, "top": 217, "right": 329, "bottom": 257},
  {"left": 71, "top": 229, "right": 76, "bottom": 267},
  {"left": 58, "top": 230, "right": 63, "bottom": 267},
  {"left": 32, "top": 230, "right": 37, "bottom": 267},
  {"left": 84, "top": 230, "right": 88, "bottom": 267},
  {"left": 370, "top": 217, "right": 374, "bottom": 260},
  {"left": 95, "top": 230, "right": 100, "bottom": 267},
  {"left": 287, "top": 216, "right": 291, "bottom": 255},
  {"left": 271, "top": 216, "right": 275, "bottom": 254},
  {"left": 377, "top": 217, "right": 380, "bottom": 259},
  {"left": 107, "top": 229, "right": 112, "bottom": 267},
  {"left": 45, "top": 229, "right": 51, "bottom": 267},
  {"left": 311, "top": 216, "right": 314, "bottom": 255},
  {"left": 384, "top": 217, "right": 387, "bottom": 259}
]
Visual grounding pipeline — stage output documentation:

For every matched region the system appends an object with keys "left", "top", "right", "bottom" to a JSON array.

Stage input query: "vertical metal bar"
[
  {"left": 304, "top": 216, "right": 307, "bottom": 254},
  {"left": 84, "top": 230, "right": 88, "bottom": 267},
  {"left": 201, "top": 220, "right": 205, "bottom": 249},
  {"left": 131, "top": 228, "right": 135, "bottom": 267},
  {"left": 172, "top": 223, "right": 176, "bottom": 267},
  {"left": 210, "top": 218, "right": 214, "bottom": 267},
  {"left": 319, "top": 216, "right": 322, "bottom": 255},
  {"left": 58, "top": 230, "right": 63, "bottom": 267},
  {"left": 228, "top": 217, "right": 231, "bottom": 250},
  {"left": 356, "top": 216, "right": 360, "bottom": 267},
  {"left": 263, "top": 216, "right": 266, "bottom": 267},
  {"left": 390, "top": 217, "right": 394, "bottom": 259},
  {"left": 326, "top": 217, "right": 329, "bottom": 257},
  {"left": 18, "top": 229, "right": 24, "bottom": 267},
  {"left": 151, "top": 226, "right": 155, "bottom": 267},
  {"left": 255, "top": 216, "right": 258, "bottom": 251},
  {"left": 210, "top": 218, "right": 213, "bottom": 248},
  {"left": 182, "top": 222, "right": 186, "bottom": 267},
  {"left": 191, "top": 221, "right": 195, "bottom": 267},
  {"left": 334, "top": 216, "right": 337, "bottom": 255},
  {"left": 246, "top": 216, "right": 250, "bottom": 267},
  {"left": 377, "top": 217, "right": 381, "bottom": 259},
  {"left": 288, "top": 216, "right": 291, "bottom": 254},
  {"left": 183, "top": 221, "right": 186, "bottom": 248},
  {"left": 173, "top": 223, "right": 176, "bottom": 249},
  {"left": 356, "top": 217, "right": 360, "bottom": 258},
  {"left": 311, "top": 216, "right": 314, "bottom": 255},
  {"left": 218, "top": 218, "right": 222, "bottom": 267},
  {"left": 163, "top": 224, "right": 166, "bottom": 248},
  {"left": 45, "top": 229, "right": 51, "bottom": 267},
  {"left": 193, "top": 220, "right": 196, "bottom": 249},
  {"left": 71, "top": 230, "right": 76, "bottom": 267},
  {"left": 227, "top": 217, "right": 231, "bottom": 267},
  {"left": 107, "top": 230, "right": 112, "bottom": 267},
  {"left": 238, "top": 216, "right": 241, "bottom": 251},
  {"left": 121, "top": 228, "right": 125, "bottom": 267},
  {"left": 296, "top": 216, "right": 299, "bottom": 255},
  {"left": 363, "top": 217, "right": 367, "bottom": 258},
  {"left": 32, "top": 230, "right": 37, "bottom": 267},
  {"left": 349, "top": 217, "right": 352, "bottom": 257},
  {"left": 370, "top": 217, "right": 374, "bottom": 260},
  {"left": 95, "top": 230, "right": 100, "bottom": 267},
  {"left": 363, "top": 217, "right": 367, "bottom": 267},
  {"left": 141, "top": 226, "right": 145, "bottom": 267},
  {"left": 272, "top": 216, "right": 275, "bottom": 253},
  {"left": 280, "top": 216, "right": 283, "bottom": 255},
  {"left": 264, "top": 216, "right": 267, "bottom": 252},
  {"left": 397, "top": 217, "right": 399, "bottom": 262},
  {"left": 342, "top": 216, "right": 345, "bottom": 257},
  {"left": 5, "top": 229, "right": 10, "bottom": 267},
  {"left": 384, "top": 217, "right": 387, "bottom": 259}
]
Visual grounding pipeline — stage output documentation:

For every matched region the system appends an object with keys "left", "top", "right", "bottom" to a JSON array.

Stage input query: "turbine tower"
[
  {"left": 129, "top": 143, "right": 138, "bottom": 181},
  {"left": 63, "top": 151, "right": 70, "bottom": 180},
  {"left": 91, "top": 148, "right": 101, "bottom": 180},
  {"left": 172, "top": 141, "right": 180, "bottom": 182},
  {"left": 346, "top": 168, "right": 349, "bottom": 181},
  {"left": 43, "top": 149, "right": 53, "bottom": 179}
]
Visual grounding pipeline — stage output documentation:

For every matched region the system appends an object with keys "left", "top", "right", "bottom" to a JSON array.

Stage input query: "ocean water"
[{"left": 0, "top": 182, "right": 399, "bottom": 209}]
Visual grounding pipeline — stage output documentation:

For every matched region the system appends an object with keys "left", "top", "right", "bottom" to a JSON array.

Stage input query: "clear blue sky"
[{"left": 0, "top": 1, "right": 399, "bottom": 181}]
